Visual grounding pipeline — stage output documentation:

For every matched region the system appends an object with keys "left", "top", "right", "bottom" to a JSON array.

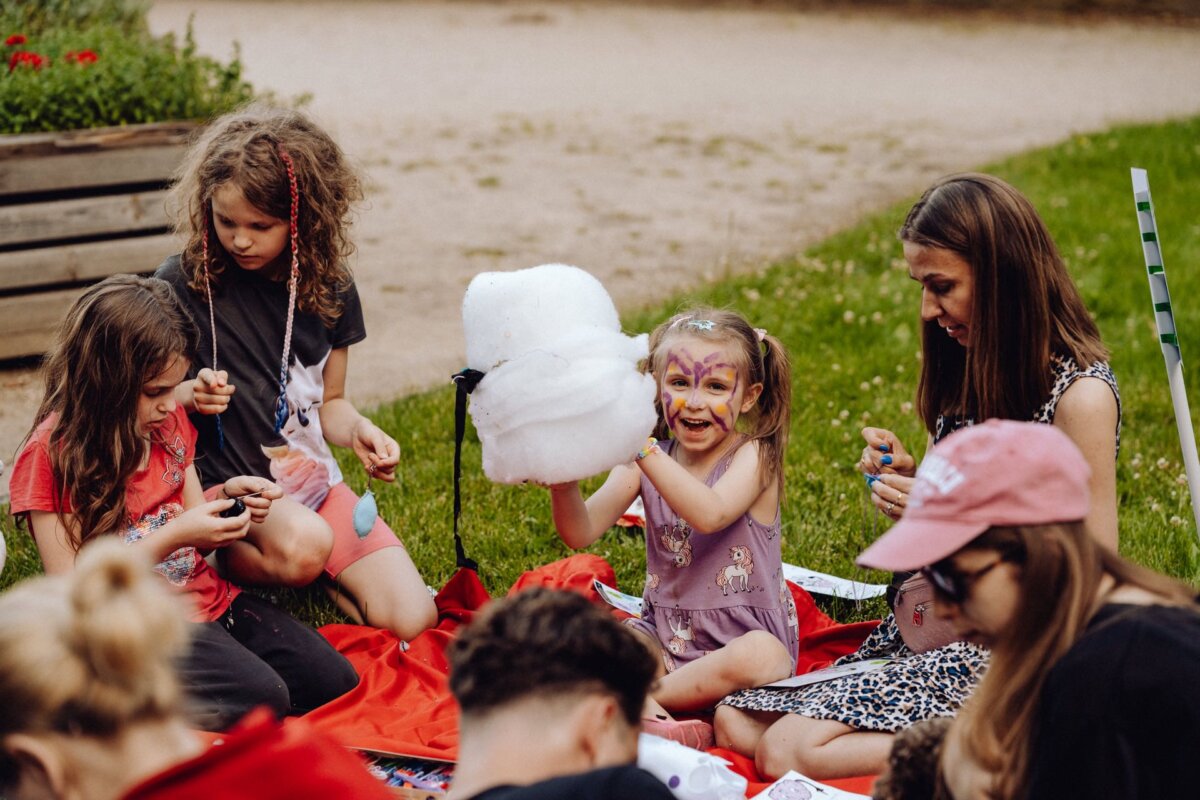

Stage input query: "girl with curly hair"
[{"left": 156, "top": 104, "right": 436, "bottom": 639}]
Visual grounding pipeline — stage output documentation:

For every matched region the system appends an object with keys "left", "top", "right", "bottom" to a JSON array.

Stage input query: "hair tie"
[{"left": 754, "top": 328, "right": 767, "bottom": 343}]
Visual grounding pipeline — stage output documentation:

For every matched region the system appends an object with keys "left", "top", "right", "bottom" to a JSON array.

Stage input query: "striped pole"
[{"left": 1131, "top": 168, "right": 1200, "bottom": 540}]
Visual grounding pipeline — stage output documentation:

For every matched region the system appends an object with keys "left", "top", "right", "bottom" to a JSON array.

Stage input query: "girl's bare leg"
[
  {"left": 756, "top": 715, "right": 893, "bottom": 780},
  {"left": 222, "top": 496, "right": 333, "bottom": 587},
  {"left": 653, "top": 630, "right": 793, "bottom": 712},
  {"left": 714, "top": 705, "right": 783, "bottom": 755},
  {"left": 327, "top": 545, "right": 438, "bottom": 640}
]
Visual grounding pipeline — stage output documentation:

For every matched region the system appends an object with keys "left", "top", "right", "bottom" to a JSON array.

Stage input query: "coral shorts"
[{"left": 315, "top": 481, "right": 402, "bottom": 578}]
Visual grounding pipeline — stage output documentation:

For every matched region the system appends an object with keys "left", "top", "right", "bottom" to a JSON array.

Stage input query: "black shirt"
[
  {"left": 156, "top": 255, "right": 366, "bottom": 493},
  {"left": 1026, "top": 602, "right": 1200, "bottom": 799},
  {"left": 461, "top": 766, "right": 676, "bottom": 800}
]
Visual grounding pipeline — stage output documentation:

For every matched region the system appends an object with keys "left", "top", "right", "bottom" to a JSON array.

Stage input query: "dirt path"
[{"left": 3, "top": 2, "right": 1199, "bottom": 496}]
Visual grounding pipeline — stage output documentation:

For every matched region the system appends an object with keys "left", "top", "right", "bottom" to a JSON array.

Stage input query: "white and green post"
[{"left": 1131, "top": 167, "right": 1200, "bottom": 540}]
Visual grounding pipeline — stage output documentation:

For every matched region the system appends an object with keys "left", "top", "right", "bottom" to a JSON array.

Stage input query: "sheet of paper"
[
  {"left": 593, "top": 579, "right": 644, "bottom": 617},
  {"left": 761, "top": 658, "right": 896, "bottom": 690},
  {"left": 781, "top": 563, "right": 888, "bottom": 601},
  {"left": 750, "top": 770, "right": 871, "bottom": 799}
]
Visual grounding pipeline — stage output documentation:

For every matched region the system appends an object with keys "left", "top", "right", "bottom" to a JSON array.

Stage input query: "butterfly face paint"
[{"left": 661, "top": 337, "right": 749, "bottom": 451}]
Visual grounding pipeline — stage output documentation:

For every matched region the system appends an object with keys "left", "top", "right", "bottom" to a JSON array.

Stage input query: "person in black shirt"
[
  {"left": 447, "top": 589, "right": 676, "bottom": 800},
  {"left": 858, "top": 420, "right": 1200, "bottom": 800}
]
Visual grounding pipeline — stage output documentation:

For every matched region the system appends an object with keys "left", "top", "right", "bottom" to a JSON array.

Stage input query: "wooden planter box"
[{"left": 0, "top": 121, "right": 196, "bottom": 360}]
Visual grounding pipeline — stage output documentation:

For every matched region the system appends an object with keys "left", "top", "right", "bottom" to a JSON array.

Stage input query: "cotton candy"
[{"left": 462, "top": 264, "right": 658, "bottom": 485}]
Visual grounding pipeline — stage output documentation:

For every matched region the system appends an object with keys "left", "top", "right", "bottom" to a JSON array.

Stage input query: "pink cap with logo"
[{"left": 857, "top": 419, "right": 1091, "bottom": 572}]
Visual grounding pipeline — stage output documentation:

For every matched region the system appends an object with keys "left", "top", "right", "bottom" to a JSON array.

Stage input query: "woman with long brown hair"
[
  {"left": 860, "top": 420, "right": 1199, "bottom": 798},
  {"left": 861, "top": 172, "right": 1120, "bottom": 549}
]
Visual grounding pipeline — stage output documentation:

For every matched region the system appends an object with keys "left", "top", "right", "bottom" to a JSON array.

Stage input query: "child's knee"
[
  {"left": 713, "top": 704, "right": 756, "bottom": 751},
  {"left": 366, "top": 591, "right": 438, "bottom": 641},
  {"left": 726, "top": 630, "right": 793, "bottom": 685},
  {"left": 269, "top": 518, "right": 333, "bottom": 586},
  {"left": 756, "top": 718, "right": 810, "bottom": 780}
]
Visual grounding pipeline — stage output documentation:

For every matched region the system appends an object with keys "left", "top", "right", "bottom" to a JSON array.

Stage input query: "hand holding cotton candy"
[{"left": 462, "top": 264, "right": 658, "bottom": 485}]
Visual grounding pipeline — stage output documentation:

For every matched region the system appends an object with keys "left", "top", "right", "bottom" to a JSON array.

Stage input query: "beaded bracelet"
[{"left": 636, "top": 437, "right": 660, "bottom": 461}]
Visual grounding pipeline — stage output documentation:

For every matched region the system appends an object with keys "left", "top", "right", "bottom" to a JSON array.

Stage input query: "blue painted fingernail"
[
  {"left": 878, "top": 444, "right": 890, "bottom": 453},
  {"left": 865, "top": 473, "right": 882, "bottom": 485},
  {"left": 881, "top": 455, "right": 893, "bottom": 465}
]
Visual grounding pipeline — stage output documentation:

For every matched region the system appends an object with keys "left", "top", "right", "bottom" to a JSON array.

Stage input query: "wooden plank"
[
  {"left": 0, "top": 145, "right": 186, "bottom": 197},
  {"left": 0, "top": 286, "right": 84, "bottom": 360},
  {"left": 0, "top": 122, "right": 198, "bottom": 159},
  {"left": 0, "top": 189, "right": 169, "bottom": 247},
  {"left": 0, "top": 233, "right": 178, "bottom": 290}
]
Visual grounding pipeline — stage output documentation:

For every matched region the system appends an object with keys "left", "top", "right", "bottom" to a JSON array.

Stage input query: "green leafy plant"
[{"left": 0, "top": 8, "right": 255, "bottom": 134}]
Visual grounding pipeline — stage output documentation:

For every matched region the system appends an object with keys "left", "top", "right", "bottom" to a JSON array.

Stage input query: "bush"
[{"left": 0, "top": 3, "right": 256, "bottom": 134}]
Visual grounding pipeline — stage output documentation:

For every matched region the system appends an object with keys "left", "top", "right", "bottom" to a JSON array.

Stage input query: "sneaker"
[{"left": 641, "top": 715, "right": 715, "bottom": 750}]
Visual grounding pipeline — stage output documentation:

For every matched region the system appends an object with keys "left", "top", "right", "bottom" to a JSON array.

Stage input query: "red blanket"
[{"left": 306, "top": 555, "right": 877, "bottom": 793}]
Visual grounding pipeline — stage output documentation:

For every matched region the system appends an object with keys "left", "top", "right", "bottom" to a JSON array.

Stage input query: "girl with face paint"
[{"left": 549, "top": 308, "right": 796, "bottom": 749}]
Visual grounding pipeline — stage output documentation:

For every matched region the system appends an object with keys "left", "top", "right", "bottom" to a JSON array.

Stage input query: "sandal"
[{"left": 641, "top": 715, "right": 715, "bottom": 750}]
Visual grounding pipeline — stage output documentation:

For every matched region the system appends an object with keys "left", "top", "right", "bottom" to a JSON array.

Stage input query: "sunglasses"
[{"left": 919, "top": 556, "right": 1008, "bottom": 605}]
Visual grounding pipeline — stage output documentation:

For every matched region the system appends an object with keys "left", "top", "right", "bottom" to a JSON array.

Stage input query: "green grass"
[{"left": 4, "top": 115, "right": 1200, "bottom": 625}]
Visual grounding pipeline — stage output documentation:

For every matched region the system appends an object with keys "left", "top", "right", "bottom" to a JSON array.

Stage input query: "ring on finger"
[{"left": 886, "top": 501, "right": 895, "bottom": 514}]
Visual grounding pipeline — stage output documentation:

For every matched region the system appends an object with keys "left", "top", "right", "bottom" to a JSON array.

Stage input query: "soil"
[{"left": 2, "top": 1, "right": 1199, "bottom": 497}]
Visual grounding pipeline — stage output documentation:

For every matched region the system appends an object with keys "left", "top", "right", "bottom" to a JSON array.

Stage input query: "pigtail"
[{"left": 750, "top": 332, "right": 792, "bottom": 496}]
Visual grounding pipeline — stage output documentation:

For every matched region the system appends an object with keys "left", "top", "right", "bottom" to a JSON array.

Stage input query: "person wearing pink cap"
[
  {"left": 715, "top": 174, "right": 1118, "bottom": 780},
  {"left": 861, "top": 420, "right": 1200, "bottom": 800}
]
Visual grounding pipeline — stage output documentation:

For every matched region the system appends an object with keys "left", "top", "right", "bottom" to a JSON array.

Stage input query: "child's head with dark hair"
[{"left": 448, "top": 588, "right": 657, "bottom": 727}]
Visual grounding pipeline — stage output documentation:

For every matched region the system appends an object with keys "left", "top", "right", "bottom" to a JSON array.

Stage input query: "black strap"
[{"left": 451, "top": 369, "right": 485, "bottom": 571}]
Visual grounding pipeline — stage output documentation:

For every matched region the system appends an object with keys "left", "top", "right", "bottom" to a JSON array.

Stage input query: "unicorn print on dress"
[
  {"left": 715, "top": 544, "right": 755, "bottom": 595},
  {"left": 660, "top": 518, "right": 694, "bottom": 568},
  {"left": 667, "top": 611, "right": 695, "bottom": 657},
  {"left": 261, "top": 353, "right": 341, "bottom": 510}
]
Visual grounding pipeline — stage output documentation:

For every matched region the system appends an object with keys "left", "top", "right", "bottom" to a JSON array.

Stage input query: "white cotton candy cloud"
[{"left": 462, "top": 264, "right": 658, "bottom": 485}]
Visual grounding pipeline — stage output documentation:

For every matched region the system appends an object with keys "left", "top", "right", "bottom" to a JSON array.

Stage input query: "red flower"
[
  {"left": 64, "top": 49, "right": 98, "bottom": 64},
  {"left": 4, "top": 34, "right": 26, "bottom": 46},
  {"left": 7, "top": 50, "right": 47, "bottom": 72}
]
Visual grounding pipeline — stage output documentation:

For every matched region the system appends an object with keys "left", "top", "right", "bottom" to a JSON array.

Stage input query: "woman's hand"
[
  {"left": 870, "top": 473, "right": 916, "bottom": 521},
  {"left": 220, "top": 476, "right": 283, "bottom": 524},
  {"left": 859, "top": 427, "right": 917, "bottom": 478},
  {"left": 351, "top": 418, "right": 400, "bottom": 482},
  {"left": 191, "top": 368, "right": 236, "bottom": 415}
]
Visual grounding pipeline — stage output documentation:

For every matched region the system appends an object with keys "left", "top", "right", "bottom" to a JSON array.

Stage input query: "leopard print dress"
[{"left": 720, "top": 355, "right": 1120, "bottom": 732}]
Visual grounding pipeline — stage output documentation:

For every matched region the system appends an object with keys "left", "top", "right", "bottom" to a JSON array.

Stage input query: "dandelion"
[
  {"left": 831, "top": 363, "right": 841, "bottom": 372},
  {"left": 742, "top": 288, "right": 761, "bottom": 302},
  {"left": 838, "top": 493, "right": 847, "bottom": 501},
  {"left": 1131, "top": 455, "right": 1142, "bottom": 469},
  {"left": 861, "top": 411, "right": 871, "bottom": 421},
  {"left": 895, "top": 364, "right": 904, "bottom": 373},
  {"left": 900, "top": 401, "right": 914, "bottom": 415},
  {"left": 859, "top": 381, "right": 871, "bottom": 392},
  {"left": 1178, "top": 474, "right": 1188, "bottom": 486},
  {"left": 842, "top": 432, "right": 851, "bottom": 443},
  {"left": 843, "top": 310, "right": 856, "bottom": 323},
  {"left": 1171, "top": 515, "right": 1184, "bottom": 527},
  {"left": 831, "top": 418, "right": 842, "bottom": 427},
  {"left": 1157, "top": 457, "right": 1170, "bottom": 470},
  {"left": 839, "top": 409, "right": 849, "bottom": 420},
  {"left": 871, "top": 311, "right": 884, "bottom": 323},
  {"left": 834, "top": 293, "right": 844, "bottom": 304},
  {"left": 1133, "top": 472, "right": 1141, "bottom": 480},
  {"left": 806, "top": 472, "right": 817, "bottom": 481},
  {"left": 1150, "top": 501, "right": 1162, "bottom": 512},
  {"left": 872, "top": 375, "right": 883, "bottom": 386}
]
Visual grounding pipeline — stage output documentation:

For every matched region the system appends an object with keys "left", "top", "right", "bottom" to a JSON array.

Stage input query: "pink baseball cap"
[{"left": 857, "top": 419, "right": 1091, "bottom": 571}]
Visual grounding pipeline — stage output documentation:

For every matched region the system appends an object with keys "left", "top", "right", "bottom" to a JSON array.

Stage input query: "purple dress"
[{"left": 627, "top": 440, "right": 799, "bottom": 673}]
